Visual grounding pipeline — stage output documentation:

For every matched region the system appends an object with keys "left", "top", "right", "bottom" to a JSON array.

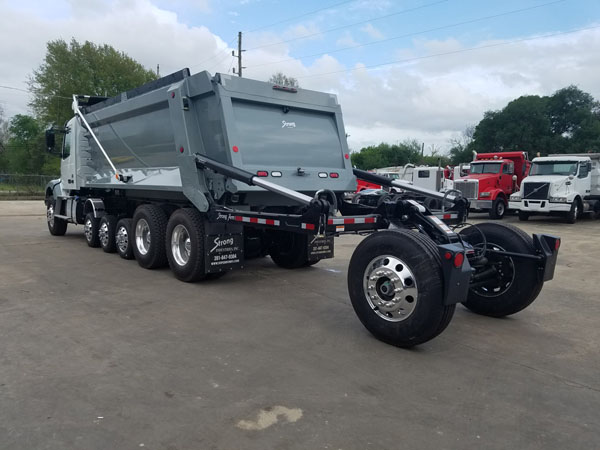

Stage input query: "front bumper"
[
  {"left": 469, "top": 199, "right": 492, "bottom": 210},
  {"left": 509, "top": 200, "right": 571, "bottom": 213}
]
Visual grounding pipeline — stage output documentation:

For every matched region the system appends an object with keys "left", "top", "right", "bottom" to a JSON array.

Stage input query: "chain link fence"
[{"left": 0, "top": 174, "right": 56, "bottom": 199}]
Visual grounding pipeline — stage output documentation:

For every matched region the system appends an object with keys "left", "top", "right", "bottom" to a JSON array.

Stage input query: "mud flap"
[
  {"left": 437, "top": 243, "right": 472, "bottom": 305},
  {"left": 308, "top": 235, "right": 334, "bottom": 262},
  {"left": 533, "top": 234, "right": 560, "bottom": 281}
]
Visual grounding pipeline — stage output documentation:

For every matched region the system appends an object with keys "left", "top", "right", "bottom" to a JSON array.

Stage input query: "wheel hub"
[
  {"left": 363, "top": 256, "right": 418, "bottom": 322},
  {"left": 99, "top": 222, "right": 109, "bottom": 247},
  {"left": 116, "top": 226, "right": 128, "bottom": 253},
  {"left": 171, "top": 224, "right": 191, "bottom": 266},
  {"left": 84, "top": 219, "right": 93, "bottom": 242},
  {"left": 135, "top": 219, "right": 151, "bottom": 255},
  {"left": 472, "top": 243, "right": 515, "bottom": 297},
  {"left": 47, "top": 205, "right": 54, "bottom": 227}
]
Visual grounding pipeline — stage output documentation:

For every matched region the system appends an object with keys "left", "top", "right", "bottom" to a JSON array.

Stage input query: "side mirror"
[
  {"left": 512, "top": 175, "right": 517, "bottom": 182},
  {"left": 568, "top": 174, "right": 575, "bottom": 180},
  {"left": 45, "top": 129, "right": 56, "bottom": 152}
]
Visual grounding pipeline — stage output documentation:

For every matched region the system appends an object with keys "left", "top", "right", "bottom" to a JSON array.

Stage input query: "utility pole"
[
  {"left": 156, "top": 64, "right": 160, "bottom": 77},
  {"left": 232, "top": 31, "right": 246, "bottom": 77}
]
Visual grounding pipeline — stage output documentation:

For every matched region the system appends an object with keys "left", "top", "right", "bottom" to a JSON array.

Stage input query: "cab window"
[
  {"left": 62, "top": 128, "right": 71, "bottom": 160},
  {"left": 578, "top": 161, "right": 590, "bottom": 178},
  {"left": 502, "top": 163, "right": 513, "bottom": 174}
]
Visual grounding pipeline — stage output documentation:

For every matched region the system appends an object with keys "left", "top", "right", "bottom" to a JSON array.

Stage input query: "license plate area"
[
  {"left": 308, "top": 235, "right": 334, "bottom": 261},
  {"left": 205, "top": 233, "right": 244, "bottom": 273}
]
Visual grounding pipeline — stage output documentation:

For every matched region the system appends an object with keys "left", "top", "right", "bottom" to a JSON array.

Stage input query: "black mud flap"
[
  {"left": 533, "top": 234, "right": 560, "bottom": 281},
  {"left": 437, "top": 243, "right": 472, "bottom": 305},
  {"left": 307, "top": 235, "right": 334, "bottom": 262},
  {"left": 205, "top": 233, "right": 244, "bottom": 273}
]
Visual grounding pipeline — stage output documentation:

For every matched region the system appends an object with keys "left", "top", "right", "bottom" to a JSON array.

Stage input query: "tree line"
[
  {"left": 352, "top": 85, "right": 600, "bottom": 169},
  {"left": 0, "top": 39, "right": 157, "bottom": 175}
]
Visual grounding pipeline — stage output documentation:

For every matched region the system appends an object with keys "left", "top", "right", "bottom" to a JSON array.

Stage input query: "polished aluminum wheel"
[
  {"left": 171, "top": 224, "right": 191, "bottom": 266},
  {"left": 47, "top": 204, "right": 54, "bottom": 227},
  {"left": 135, "top": 218, "right": 151, "bottom": 255},
  {"left": 116, "top": 225, "right": 129, "bottom": 254},
  {"left": 99, "top": 222, "right": 110, "bottom": 247},
  {"left": 84, "top": 218, "right": 94, "bottom": 243},
  {"left": 363, "top": 255, "right": 418, "bottom": 322}
]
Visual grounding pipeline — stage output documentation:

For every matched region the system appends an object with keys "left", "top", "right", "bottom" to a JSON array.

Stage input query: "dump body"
[{"left": 62, "top": 69, "right": 355, "bottom": 209}]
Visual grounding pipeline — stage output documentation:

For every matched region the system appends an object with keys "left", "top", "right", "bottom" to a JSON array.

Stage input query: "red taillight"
[
  {"left": 256, "top": 171, "right": 268, "bottom": 177},
  {"left": 444, "top": 251, "right": 452, "bottom": 260},
  {"left": 453, "top": 252, "right": 464, "bottom": 268},
  {"left": 555, "top": 239, "right": 561, "bottom": 251},
  {"left": 330, "top": 172, "right": 339, "bottom": 178},
  {"left": 179, "top": 146, "right": 184, "bottom": 153},
  {"left": 344, "top": 153, "right": 349, "bottom": 159},
  {"left": 232, "top": 145, "right": 239, "bottom": 153}
]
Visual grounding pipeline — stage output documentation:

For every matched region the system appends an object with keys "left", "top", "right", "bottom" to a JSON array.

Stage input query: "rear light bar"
[
  {"left": 318, "top": 172, "right": 328, "bottom": 178},
  {"left": 330, "top": 172, "right": 339, "bottom": 178},
  {"left": 271, "top": 171, "right": 282, "bottom": 177},
  {"left": 256, "top": 171, "right": 268, "bottom": 177}
]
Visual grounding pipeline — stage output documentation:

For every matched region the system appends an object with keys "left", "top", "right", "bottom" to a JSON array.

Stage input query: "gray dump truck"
[{"left": 44, "top": 69, "right": 560, "bottom": 347}]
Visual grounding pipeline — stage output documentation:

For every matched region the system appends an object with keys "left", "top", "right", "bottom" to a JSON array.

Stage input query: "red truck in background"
[{"left": 452, "top": 151, "right": 531, "bottom": 219}]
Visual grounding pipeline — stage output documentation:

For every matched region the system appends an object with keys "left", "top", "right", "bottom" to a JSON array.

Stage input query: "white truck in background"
[{"left": 509, "top": 153, "right": 600, "bottom": 223}]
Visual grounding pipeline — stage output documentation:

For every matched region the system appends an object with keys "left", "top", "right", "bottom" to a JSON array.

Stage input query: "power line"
[
  {"left": 0, "top": 85, "right": 71, "bottom": 99},
  {"left": 189, "top": 35, "right": 239, "bottom": 72},
  {"left": 243, "top": 0, "right": 357, "bottom": 34},
  {"left": 295, "top": 25, "right": 600, "bottom": 80},
  {"left": 245, "top": 0, "right": 449, "bottom": 51},
  {"left": 246, "top": 0, "right": 568, "bottom": 69}
]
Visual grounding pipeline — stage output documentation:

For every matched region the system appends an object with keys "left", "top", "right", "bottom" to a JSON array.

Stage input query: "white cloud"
[
  {"left": 361, "top": 23, "right": 384, "bottom": 40},
  {"left": 336, "top": 31, "right": 359, "bottom": 47}
]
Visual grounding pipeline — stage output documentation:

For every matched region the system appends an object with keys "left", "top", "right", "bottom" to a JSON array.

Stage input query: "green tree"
[
  {"left": 0, "top": 106, "right": 9, "bottom": 172},
  {"left": 350, "top": 140, "right": 422, "bottom": 170},
  {"left": 468, "top": 86, "right": 600, "bottom": 157},
  {"left": 4, "top": 115, "right": 45, "bottom": 174},
  {"left": 449, "top": 125, "right": 475, "bottom": 164},
  {"left": 268, "top": 72, "right": 299, "bottom": 88},
  {"left": 28, "top": 38, "right": 157, "bottom": 128}
]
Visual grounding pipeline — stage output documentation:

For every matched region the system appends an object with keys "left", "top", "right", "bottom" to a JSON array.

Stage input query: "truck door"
[
  {"left": 60, "top": 119, "right": 77, "bottom": 190},
  {"left": 575, "top": 161, "right": 592, "bottom": 197},
  {"left": 501, "top": 162, "right": 514, "bottom": 193}
]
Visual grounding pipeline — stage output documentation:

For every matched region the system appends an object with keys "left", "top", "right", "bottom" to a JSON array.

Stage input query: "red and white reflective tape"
[
  {"left": 301, "top": 223, "right": 315, "bottom": 230},
  {"left": 327, "top": 216, "right": 377, "bottom": 225},
  {"left": 437, "top": 213, "right": 458, "bottom": 220},
  {"left": 233, "top": 215, "right": 280, "bottom": 226}
]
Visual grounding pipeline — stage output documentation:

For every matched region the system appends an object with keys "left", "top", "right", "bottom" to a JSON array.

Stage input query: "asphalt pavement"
[{"left": 0, "top": 201, "right": 599, "bottom": 449}]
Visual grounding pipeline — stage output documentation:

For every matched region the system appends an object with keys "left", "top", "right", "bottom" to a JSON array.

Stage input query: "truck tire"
[
  {"left": 166, "top": 208, "right": 208, "bottom": 282},
  {"left": 84, "top": 213, "right": 100, "bottom": 248},
  {"left": 99, "top": 215, "right": 118, "bottom": 253},
  {"left": 459, "top": 223, "right": 543, "bottom": 317},
  {"left": 46, "top": 198, "right": 67, "bottom": 236},
  {"left": 268, "top": 231, "right": 310, "bottom": 269},
  {"left": 566, "top": 200, "right": 580, "bottom": 224},
  {"left": 347, "top": 230, "right": 455, "bottom": 348},
  {"left": 115, "top": 218, "right": 134, "bottom": 260},
  {"left": 132, "top": 205, "right": 168, "bottom": 269},
  {"left": 489, "top": 197, "right": 506, "bottom": 220},
  {"left": 518, "top": 211, "right": 530, "bottom": 221}
]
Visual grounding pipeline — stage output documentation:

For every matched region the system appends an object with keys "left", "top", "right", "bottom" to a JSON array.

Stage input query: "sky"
[{"left": 0, "top": 0, "right": 599, "bottom": 153}]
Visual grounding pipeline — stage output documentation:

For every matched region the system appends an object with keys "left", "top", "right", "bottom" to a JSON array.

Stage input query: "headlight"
[
  {"left": 510, "top": 194, "right": 521, "bottom": 201},
  {"left": 549, "top": 196, "right": 568, "bottom": 203},
  {"left": 480, "top": 192, "right": 491, "bottom": 198}
]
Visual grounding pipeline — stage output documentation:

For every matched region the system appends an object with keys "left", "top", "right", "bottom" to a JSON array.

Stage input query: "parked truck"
[
  {"left": 509, "top": 153, "right": 600, "bottom": 223},
  {"left": 452, "top": 152, "right": 531, "bottom": 219},
  {"left": 44, "top": 69, "right": 560, "bottom": 348}
]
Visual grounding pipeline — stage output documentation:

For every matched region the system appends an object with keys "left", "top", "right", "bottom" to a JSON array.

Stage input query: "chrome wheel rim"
[
  {"left": 363, "top": 255, "right": 418, "bottom": 322},
  {"left": 47, "top": 204, "right": 54, "bottom": 227},
  {"left": 99, "top": 222, "right": 109, "bottom": 247},
  {"left": 116, "top": 226, "right": 129, "bottom": 254},
  {"left": 171, "top": 224, "right": 191, "bottom": 266},
  {"left": 135, "top": 218, "right": 151, "bottom": 255},
  {"left": 84, "top": 218, "right": 94, "bottom": 242}
]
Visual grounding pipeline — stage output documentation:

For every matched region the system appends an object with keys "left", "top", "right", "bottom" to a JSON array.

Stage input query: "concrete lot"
[{"left": 0, "top": 201, "right": 599, "bottom": 449}]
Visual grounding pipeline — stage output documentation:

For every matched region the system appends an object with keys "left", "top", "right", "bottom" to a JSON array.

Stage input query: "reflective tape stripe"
[{"left": 327, "top": 216, "right": 377, "bottom": 225}]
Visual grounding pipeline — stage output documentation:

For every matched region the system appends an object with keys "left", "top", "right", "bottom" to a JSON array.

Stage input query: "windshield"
[
  {"left": 530, "top": 161, "right": 578, "bottom": 176},
  {"left": 470, "top": 162, "right": 501, "bottom": 174}
]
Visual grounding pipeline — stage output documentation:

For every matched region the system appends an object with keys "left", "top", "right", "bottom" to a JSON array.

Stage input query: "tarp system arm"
[{"left": 72, "top": 95, "right": 130, "bottom": 183}]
